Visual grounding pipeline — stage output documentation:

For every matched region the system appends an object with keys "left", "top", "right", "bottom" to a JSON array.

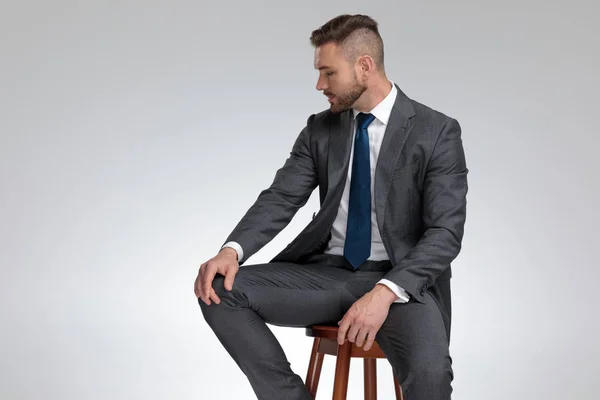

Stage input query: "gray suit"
[{"left": 199, "top": 84, "right": 468, "bottom": 400}]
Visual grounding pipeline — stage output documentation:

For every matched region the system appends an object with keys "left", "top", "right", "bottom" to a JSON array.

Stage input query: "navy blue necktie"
[{"left": 344, "top": 112, "right": 375, "bottom": 269}]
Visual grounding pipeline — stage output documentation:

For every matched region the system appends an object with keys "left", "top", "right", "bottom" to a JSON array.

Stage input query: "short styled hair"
[{"left": 309, "top": 14, "right": 385, "bottom": 70}]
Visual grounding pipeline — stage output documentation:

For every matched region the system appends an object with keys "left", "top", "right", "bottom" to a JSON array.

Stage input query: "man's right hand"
[{"left": 195, "top": 247, "right": 239, "bottom": 306}]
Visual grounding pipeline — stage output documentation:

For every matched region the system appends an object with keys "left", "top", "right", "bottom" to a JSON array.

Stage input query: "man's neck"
[{"left": 354, "top": 78, "right": 393, "bottom": 113}]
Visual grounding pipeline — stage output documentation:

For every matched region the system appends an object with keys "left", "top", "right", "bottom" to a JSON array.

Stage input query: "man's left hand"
[{"left": 337, "top": 284, "right": 399, "bottom": 351}]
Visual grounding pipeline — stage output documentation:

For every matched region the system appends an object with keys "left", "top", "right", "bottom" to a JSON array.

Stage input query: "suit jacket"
[{"left": 223, "top": 84, "right": 468, "bottom": 331}]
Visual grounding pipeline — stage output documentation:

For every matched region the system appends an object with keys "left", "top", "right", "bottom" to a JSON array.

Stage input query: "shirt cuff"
[
  {"left": 221, "top": 241, "right": 243, "bottom": 262},
  {"left": 377, "top": 278, "right": 410, "bottom": 303}
]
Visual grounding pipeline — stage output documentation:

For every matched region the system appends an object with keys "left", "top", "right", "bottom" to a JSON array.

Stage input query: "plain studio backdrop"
[{"left": 1, "top": 1, "right": 598, "bottom": 399}]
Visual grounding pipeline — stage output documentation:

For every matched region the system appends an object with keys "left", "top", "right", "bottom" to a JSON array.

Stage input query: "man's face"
[{"left": 314, "top": 43, "right": 367, "bottom": 114}]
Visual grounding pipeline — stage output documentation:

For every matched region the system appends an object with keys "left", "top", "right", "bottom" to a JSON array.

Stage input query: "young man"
[{"left": 196, "top": 14, "right": 468, "bottom": 400}]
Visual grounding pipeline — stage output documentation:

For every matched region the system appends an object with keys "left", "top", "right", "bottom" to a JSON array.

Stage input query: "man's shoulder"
[
  {"left": 309, "top": 108, "right": 337, "bottom": 126},
  {"left": 409, "top": 97, "right": 455, "bottom": 125},
  {"left": 404, "top": 95, "right": 460, "bottom": 139}
]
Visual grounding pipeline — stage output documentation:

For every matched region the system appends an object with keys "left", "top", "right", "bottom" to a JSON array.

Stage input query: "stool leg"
[
  {"left": 305, "top": 338, "right": 324, "bottom": 398},
  {"left": 364, "top": 358, "right": 377, "bottom": 400},
  {"left": 332, "top": 341, "right": 352, "bottom": 400},
  {"left": 393, "top": 375, "right": 403, "bottom": 400}
]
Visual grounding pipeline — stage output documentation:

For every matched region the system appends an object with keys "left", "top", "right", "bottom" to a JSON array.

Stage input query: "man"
[{"left": 196, "top": 14, "right": 468, "bottom": 400}]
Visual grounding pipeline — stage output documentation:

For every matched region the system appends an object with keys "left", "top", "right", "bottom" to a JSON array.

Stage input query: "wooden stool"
[{"left": 305, "top": 325, "right": 403, "bottom": 400}]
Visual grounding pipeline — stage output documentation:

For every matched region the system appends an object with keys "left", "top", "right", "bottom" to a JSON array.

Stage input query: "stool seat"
[
  {"left": 305, "top": 324, "right": 403, "bottom": 400},
  {"left": 305, "top": 325, "right": 387, "bottom": 358}
]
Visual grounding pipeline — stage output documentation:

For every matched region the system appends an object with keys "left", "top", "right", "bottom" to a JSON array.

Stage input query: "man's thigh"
[{"left": 211, "top": 261, "right": 353, "bottom": 327}]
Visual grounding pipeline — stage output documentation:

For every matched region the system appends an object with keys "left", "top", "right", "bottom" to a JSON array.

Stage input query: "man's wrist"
[
  {"left": 374, "top": 283, "right": 400, "bottom": 305},
  {"left": 219, "top": 247, "right": 238, "bottom": 260}
]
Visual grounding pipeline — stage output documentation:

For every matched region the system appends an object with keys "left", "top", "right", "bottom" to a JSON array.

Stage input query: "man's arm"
[
  {"left": 221, "top": 115, "right": 318, "bottom": 264},
  {"left": 382, "top": 117, "right": 468, "bottom": 303}
]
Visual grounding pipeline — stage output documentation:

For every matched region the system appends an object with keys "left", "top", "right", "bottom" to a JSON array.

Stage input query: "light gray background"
[{"left": 1, "top": 1, "right": 598, "bottom": 399}]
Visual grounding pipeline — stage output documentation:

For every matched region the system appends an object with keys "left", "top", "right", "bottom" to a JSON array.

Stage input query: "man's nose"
[{"left": 316, "top": 76, "right": 327, "bottom": 91}]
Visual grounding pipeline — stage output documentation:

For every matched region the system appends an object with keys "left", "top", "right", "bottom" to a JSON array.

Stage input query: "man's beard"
[{"left": 327, "top": 77, "right": 367, "bottom": 114}]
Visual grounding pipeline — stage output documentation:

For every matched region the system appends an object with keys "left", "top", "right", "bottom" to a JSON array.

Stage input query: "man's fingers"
[
  {"left": 195, "top": 263, "right": 206, "bottom": 297},
  {"left": 363, "top": 330, "right": 377, "bottom": 351},
  {"left": 337, "top": 316, "right": 351, "bottom": 345},
  {"left": 224, "top": 267, "right": 236, "bottom": 291},
  {"left": 209, "top": 287, "right": 220, "bottom": 304},
  {"left": 346, "top": 322, "right": 361, "bottom": 343},
  {"left": 194, "top": 276, "right": 201, "bottom": 298},
  {"left": 354, "top": 326, "right": 369, "bottom": 347},
  {"left": 194, "top": 264, "right": 206, "bottom": 298},
  {"left": 202, "top": 265, "right": 217, "bottom": 303}
]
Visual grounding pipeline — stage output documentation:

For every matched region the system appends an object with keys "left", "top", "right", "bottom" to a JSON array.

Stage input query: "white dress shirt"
[{"left": 222, "top": 81, "right": 410, "bottom": 303}]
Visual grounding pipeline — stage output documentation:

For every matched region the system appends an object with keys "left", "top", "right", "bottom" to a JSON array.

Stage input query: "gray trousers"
[{"left": 199, "top": 254, "right": 453, "bottom": 400}]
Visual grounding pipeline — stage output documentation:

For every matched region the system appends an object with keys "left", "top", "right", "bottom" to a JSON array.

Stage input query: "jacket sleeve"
[
  {"left": 222, "top": 115, "right": 318, "bottom": 264},
  {"left": 382, "top": 117, "right": 468, "bottom": 303}
]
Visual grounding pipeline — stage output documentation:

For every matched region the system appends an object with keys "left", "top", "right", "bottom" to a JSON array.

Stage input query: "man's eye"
[{"left": 326, "top": 72, "right": 334, "bottom": 76}]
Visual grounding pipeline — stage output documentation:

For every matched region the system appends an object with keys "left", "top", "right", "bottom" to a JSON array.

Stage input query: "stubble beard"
[{"left": 328, "top": 76, "right": 367, "bottom": 114}]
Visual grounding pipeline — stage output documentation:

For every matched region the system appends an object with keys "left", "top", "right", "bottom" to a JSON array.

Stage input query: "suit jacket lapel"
[
  {"left": 374, "top": 86, "right": 416, "bottom": 231},
  {"left": 325, "top": 110, "right": 352, "bottom": 202}
]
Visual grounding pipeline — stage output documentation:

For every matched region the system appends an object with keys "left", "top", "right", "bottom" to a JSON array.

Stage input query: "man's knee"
[
  {"left": 198, "top": 274, "right": 248, "bottom": 313},
  {"left": 406, "top": 355, "right": 452, "bottom": 389}
]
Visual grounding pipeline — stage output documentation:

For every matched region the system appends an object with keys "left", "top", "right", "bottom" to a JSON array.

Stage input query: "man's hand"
[
  {"left": 337, "top": 284, "right": 399, "bottom": 351},
  {"left": 195, "top": 247, "right": 239, "bottom": 306}
]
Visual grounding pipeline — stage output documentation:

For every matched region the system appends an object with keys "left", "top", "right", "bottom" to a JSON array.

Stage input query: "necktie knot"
[{"left": 357, "top": 113, "right": 375, "bottom": 130}]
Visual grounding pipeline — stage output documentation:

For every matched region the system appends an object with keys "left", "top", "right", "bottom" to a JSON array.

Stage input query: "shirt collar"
[{"left": 352, "top": 80, "right": 397, "bottom": 126}]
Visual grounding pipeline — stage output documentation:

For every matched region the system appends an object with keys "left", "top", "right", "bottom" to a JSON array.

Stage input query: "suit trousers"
[{"left": 199, "top": 254, "right": 453, "bottom": 400}]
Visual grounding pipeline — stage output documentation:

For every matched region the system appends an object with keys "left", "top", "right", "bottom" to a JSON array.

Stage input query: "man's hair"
[{"left": 310, "top": 14, "right": 384, "bottom": 70}]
